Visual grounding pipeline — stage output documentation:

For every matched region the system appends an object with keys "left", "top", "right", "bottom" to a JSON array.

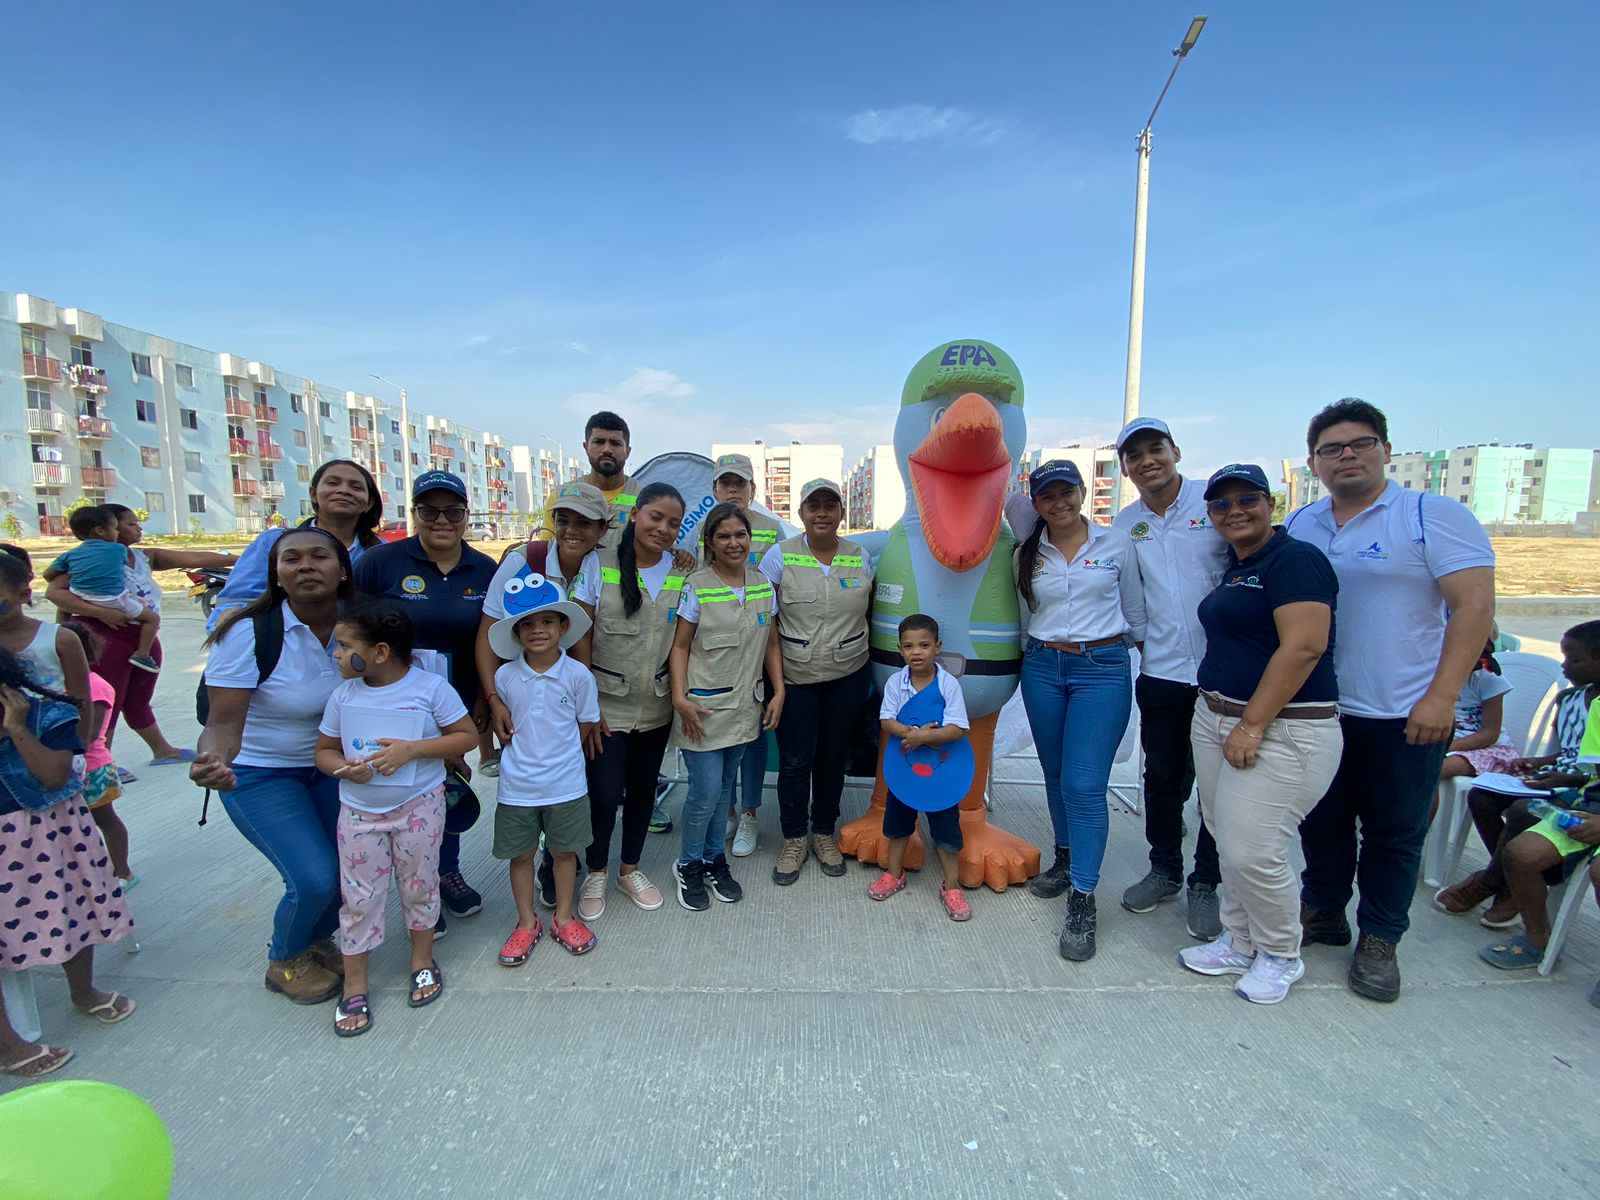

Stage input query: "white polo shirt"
[
  {"left": 493, "top": 650, "right": 600, "bottom": 807},
  {"left": 206, "top": 601, "right": 341, "bottom": 768},
  {"left": 318, "top": 667, "right": 468, "bottom": 813},
  {"left": 1022, "top": 521, "right": 1147, "bottom": 644},
  {"left": 1111, "top": 477, "right": 1227, "bottom": 685},
  {"left": 1285, "top": 482, "right": 1494, "bottom": 719},
  {"left": 879, "top": 664, "right": 970, "bottom": 730}
]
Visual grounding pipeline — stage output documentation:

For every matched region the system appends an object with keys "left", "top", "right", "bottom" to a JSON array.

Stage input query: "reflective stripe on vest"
[
  {"left": 600, "top": 566, "right": 687, "bottom": 592},
  {"left": 696, "top": 582, "right": 775, "bottom": 605},
  {"left": 750, "top": 528, "right": 779, "bottom": 543},
  {"left": 782, "top": 552, "right": 864, "bottom": 569},
  {"left": 612, "top": 493, "right": 637, "bottom": 510}
]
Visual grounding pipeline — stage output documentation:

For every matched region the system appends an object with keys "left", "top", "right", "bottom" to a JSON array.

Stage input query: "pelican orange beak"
[{"left": 908, "top": 392, "right": 1011, "bottom": 572}]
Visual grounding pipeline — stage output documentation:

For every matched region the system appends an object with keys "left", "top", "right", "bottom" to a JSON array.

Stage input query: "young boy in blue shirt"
[{"left": 43, "top": 505, "right": 160, "bottom": 672}]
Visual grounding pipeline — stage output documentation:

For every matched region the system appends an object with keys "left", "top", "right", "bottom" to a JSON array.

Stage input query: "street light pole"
[
  {"left": 371, "top": 374, "right": 415, "bottom": 534},
  {"left": 1119, "top": 14, "right": 1207, "bottom": 511}
]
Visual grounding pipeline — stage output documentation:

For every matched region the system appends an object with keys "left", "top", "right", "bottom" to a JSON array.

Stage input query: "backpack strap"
[
  {"left": 251, "top": 602, "right": 287, "bottom": 686},
  {"left": 523, "top": 540, "right": 551, "bottom": 577}
]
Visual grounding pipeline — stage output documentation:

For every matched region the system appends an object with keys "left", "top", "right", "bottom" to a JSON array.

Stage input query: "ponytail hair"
[
  {"left": 1014, "top": 517, "right": 1047, "bottom": 614},
  {"left": 0, "top": 644, "right": 78, "bottom": 708},
  {"left": 616, "top": 481, "right": 685, "bottom": 618}
]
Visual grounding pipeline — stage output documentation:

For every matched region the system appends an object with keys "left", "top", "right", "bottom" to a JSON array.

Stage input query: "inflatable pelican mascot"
[{"left": 837, "top": 339, "right": 1040, "bottom": 890}]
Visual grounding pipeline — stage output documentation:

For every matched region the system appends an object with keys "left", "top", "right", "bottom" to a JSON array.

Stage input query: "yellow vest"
[
  {"left": 678, "top": 565, "right": 775, "bottom": 751},
  {"left": 774, "top": 533, "right": 873, "bottom": 685},
  {"left": 591, "top": 545, "right": 689, "bottom": 732}
]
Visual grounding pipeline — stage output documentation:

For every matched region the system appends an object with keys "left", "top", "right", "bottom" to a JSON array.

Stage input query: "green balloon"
[{"left": 0, "top": 1080, "right": 174, "bottom": 1199}]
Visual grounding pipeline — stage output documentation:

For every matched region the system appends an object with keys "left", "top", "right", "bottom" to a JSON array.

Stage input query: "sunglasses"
[
  {"left": 415, "top": 504, "right": 467, "bottom": 524},
  {"left": 1206, "top": 492, "right": 1268, "bottom": 515},
  {"left": 1312, "top": 435, "right": 1382, "bottom": 460}
]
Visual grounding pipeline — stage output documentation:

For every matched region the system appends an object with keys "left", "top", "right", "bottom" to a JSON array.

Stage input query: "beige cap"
[
  {"left": 549, "top": 481, "right": 610, "bottom": 522},
  {"left": 798, "top": 477, "right": 843, "bottom": 505},
  {"left": 713, "top": 453, "right": 756, "bottom": 484}
]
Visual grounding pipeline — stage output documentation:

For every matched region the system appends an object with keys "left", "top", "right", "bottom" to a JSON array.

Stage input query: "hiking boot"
[
  {"left": 704, "top": 856, "right": 744, "bottom": 904},
  {"left": 306, "top": 937, "right": 344, "bottom": 977},
  {"left": 439, "top": 870, "right": 483, "bottom": 918},
  {"left": 773, "top": 836, "right": 808, "bottom": 886},
  {"left": 1186, "top": 884, "right": 1222, "bottom": 940},
  {"left": 1029, "top": 846, "right": 1072, "bottom": 898},
  {"left": 1059, "top": 888, "right": 1098, "bottom": 962},
  {"left": 265, "top": 952, "right": 341, "bottom": 1005},
  {"left": 812, "top": 832, "right": 845, "bottom": 878},
  {"left": 1433, "top": 873, "right": 1495, "bottom": 916},
  {"left": 1300, "top": 902, "right": 1352, "bottom": 947},
  {"left": 1349, "top": 932, "right": 1401, "bottom": 1002},
  {"left": 674, "top": 860, "right": 710, "bottom": 911},
  {"left": 1236, "top": 952, "right": 1306, "bottom": 1005},
  {"left": 1121, "top": 868, "right": 1181, "bottom": 914}
]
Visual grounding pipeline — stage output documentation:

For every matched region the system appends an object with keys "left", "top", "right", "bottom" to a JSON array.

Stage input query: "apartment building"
[
  {"left": 843, "top": 444, "right": 907, "bottom": 532},
  {"left": 710, "top": 441, "right": 845, "bottom": 524},
  {"left": 2, "top": 290, "right": 530, "bottom": 536},
  {"left": 1023, "top": 445, "right": 1120, "bottom": 525}
]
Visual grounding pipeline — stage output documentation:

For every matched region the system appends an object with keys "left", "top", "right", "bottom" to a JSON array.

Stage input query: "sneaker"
[
  {"left": 731, "top": 811, "right": 759, "bottom": 857},
  {"left": 649, "top": 804, "right": 673, "bottom": 834},
  {"left": 812, "top": 832, "right": 845, "bottom": 878},
  {"left": 433, "top": 911, "right": 448, "bottom": 940},
  {"left": 537, "top": 853, "right": 556, "bottom": 909},
  {"left": 618, "top": 868, "right": 665, "bottom": 911},
  {"left": 1479, "top": 896, "right": 1520, "bottom": 928},
  {"left": 940, "top": 883, "right": 972, "bottom": 922},
  {"left": 1300, "top": 903, "right": 1352, "bottom": 947},
  {"left": 1186, "top": 884, "right": 1222, "bottom": 939},
  {"left": 772, "top": 836, "right": 808, "bottom": 886},
  {"left": 674, "top": 860, "right": 710, "bottom": 911},
  {"left": 497, "top": 924, "right": 540, "bottom": 967},
  {"left": 704, "top": 856, "right": 743, "bottom": 904},
  {"left": 480, "top": 758, "right": 500, "bottom": 779},
  {"left": 1121, "top": 869, "right": 1181, "bottom": 914},
  {"left": 439, "top": 871, "right": 483, "bottom": 918},
  {"left": 1434, "top": 873, "right": 1495, "bottom": 915},
  {"left": 1178, "top": 931, "right": 1255, "bottom": 977},
  {"left": 1059, "top": 888, "right": 1097, "bottom": 962},
  {"left": 1236, "top": 951, "right": 1306, "bottom": 1004},
  {"left": 129, "top": 654, "right": 160, "bottom": 674},
  {"left": 577, "top": 871, "right": 607, "bottom": 921},
  {"left": 1348, "top": 932, "right": 1401, "bottom": 1002},
  {"left": 1029, "top": 846, "right": 1072, "bottom": 898},
  {"left": 868, "top": 870, "right": 907, "bottom": 901}
]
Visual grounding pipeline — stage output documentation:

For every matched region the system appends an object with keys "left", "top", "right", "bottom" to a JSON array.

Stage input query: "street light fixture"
[
  {"left": 1118, "top": 14, "right": 1207, "bottom": 510},
  {"left": 370, "top": 373, "right": 415, "bottom": 534}
]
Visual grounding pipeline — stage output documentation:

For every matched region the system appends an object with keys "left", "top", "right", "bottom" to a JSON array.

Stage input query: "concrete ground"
[{"left": 6, "top": 599, "right": 1600, "bottom": 1199}]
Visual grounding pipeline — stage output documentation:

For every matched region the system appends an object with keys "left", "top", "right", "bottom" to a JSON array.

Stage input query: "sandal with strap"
[
  {"left": 2, "top": 1044, "right": 74, "bottom": 1078},
  {"left": 551, "top": 916, "right": 598, "bottom": 955},
  {"left": 75, "top": 991, "right": 137, "bottom": 1024},
  {"left": 498, "top": 920, "right": 543, "bottom": 966},
  {"left": 408, "top": 963, "right": 444, "bottom": 1008},
  {"left": 334, "top": 993, "right": 373, "bottom": 1037},
  {"left": 1479, "top": 933, "right": 1545, "bottom": 970}
]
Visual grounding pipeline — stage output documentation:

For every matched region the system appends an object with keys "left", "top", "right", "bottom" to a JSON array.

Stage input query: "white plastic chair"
[
  {"left": 1422, "top": 652, "right": 1566, "bottom": 888},
  {"left": 1539, "top": 851, "right": 1597, "bottom": 976}
]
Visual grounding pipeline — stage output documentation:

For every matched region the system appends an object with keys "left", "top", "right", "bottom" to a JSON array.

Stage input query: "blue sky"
[{"left": 6, "top": 1, "right": 1595, "bottom": 478}]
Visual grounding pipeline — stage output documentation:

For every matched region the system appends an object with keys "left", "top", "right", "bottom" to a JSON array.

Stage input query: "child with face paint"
[{"left": 314, "top": 602, "right": 478, "bottom": 1037}]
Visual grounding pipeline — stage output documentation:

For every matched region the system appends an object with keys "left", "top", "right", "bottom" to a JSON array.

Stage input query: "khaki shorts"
[{"left": 493, "top": 795, "right": 592, "bottom": 860}]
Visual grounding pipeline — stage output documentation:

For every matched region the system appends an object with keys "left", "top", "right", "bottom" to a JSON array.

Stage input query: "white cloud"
[
  {"left": 562, "top": 368, "right": 702, "bottom": 462},
  {"left": 567, "top": 340, "right": 592, "bottom": 355},
  {"left": 463, "top": 333, "right": 491, "bottom": 348},
  {"left": 843, "top": 104, "right": 1006, "bottom": 146}
]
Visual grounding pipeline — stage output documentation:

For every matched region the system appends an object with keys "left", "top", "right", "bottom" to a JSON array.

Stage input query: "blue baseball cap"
[
  {"left": 1203, "top": 463, "right": 1271, "bottom": 500},
  {"left": 1029, "top": 459, "right": 1083, "bottom": 492},
  {"left": 412, "top": 469, "right": 467, "bottom": 502}
]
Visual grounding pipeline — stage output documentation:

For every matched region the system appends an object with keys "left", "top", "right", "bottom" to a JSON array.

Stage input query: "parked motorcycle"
[{"left": 186, "top": 567, "right": 229, "bottom": 617}]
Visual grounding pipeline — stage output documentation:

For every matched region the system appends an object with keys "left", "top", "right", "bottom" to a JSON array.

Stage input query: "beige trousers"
[{"left": 1191, "top": 703, "right": 1344, "bottom": 957}]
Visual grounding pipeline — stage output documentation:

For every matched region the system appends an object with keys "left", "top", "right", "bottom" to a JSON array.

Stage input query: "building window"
[
  {"left": 140, "top": 446, "right": 161, "bottom": 469},
  {"left": 289, "top": 393, "right": 303, "bottom": 413},
  {"left": 144, "top": 491, "right": 166, "bottom": 513},
  {"left": 408, "top": 424, "right": 417, "bottom": 439},
  {"left": 131, "top": 352, "right": 153, "bottom": 377},
  {"left": 1461, "top": 455, "right": 1473, "bottom": 466},
  {"left": 390, "top": 419, "right": 400, "bottom": 435},
  {"left": 1534, "top": 458, "right": 1545, "bottom": 468},
  {"left": 223, "top": 381, "right": 241, "bottom": 402},
  {"left": 1403, "top": 480, "right": 1412, "bottom": 489},
  {"left": 1460, "top": 473, "right": 1471, "bottom": 483},
  {"left": 254, "top": 386, "right": 268, "bottom": 405},
  {"left": 175, "top": 363, "right": 195, "bottom": 388},
  {"left": 70, "top": 342, "right": 94, "bottom": 367},
  {"left": 26, "top": 384, "right": 51, "bottom": 410},
  {"left": 136, "top": 399, "right": 158, "bottom": 423},
  {"left": 411, "top": 452, "right": 420, "bottom": 466},
  {"left": 1459, "top": 493, "right": 1469, "bottom": 502},
  {"left": 20, "top": 330, "right": 46, "bottom": 357},
  {"left": 296, "top": 465, "right": 310, "bottom": 482},
  {"left": 184, "top": 451, "right": 202, "bottom": 472},
  {"left": 180, "top": 407, "right": 199, "bottom": 430},
  {"left": 318, "top": 400, "right": 331, "bottom": 419},
  {"left": 299, "top": 500, "right": 313, "bottom": 518},
  {"left": 188, "top": 494, "right": 207, "bottom": 514},
  {"left": 393, "top": 448, "right": 402, "bottom": 463},
  {"left": 227, "top": 422, "right": 247, "bottom": 441},
  {"left": 293, "top": 430, "right": 307, "bottom": 447}
]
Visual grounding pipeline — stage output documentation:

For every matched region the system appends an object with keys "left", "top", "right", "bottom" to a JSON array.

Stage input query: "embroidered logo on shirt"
[
  {"left": 1188, "top": 517, "right": 1211, "bottom": 529},
  {"left": 1355, "top": 541, "right": 1388, "bottom": 560},
  {"left": 401, "top": 575, "right": 426, "bottom": 594},
  {"left": 1225, "top": 573, "right": 1264, "bottom": 589},
  {"left": 1129, "top": 521, "right": 1152, "bottom": 540},
  {"left": 1031, "top": 556, "right": 1047, "bottom": 578},
  {"left": 1079, "top": 558, "right": 1116, "bottom": 571}
]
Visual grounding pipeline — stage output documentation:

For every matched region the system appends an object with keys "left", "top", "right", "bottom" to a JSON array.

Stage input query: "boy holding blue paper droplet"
[{"left": 869, "top": 614, "right": 973, "bottom": 921}]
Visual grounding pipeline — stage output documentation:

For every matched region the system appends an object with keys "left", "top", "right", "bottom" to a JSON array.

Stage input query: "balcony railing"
[
  {"left": 429, "top": 443, "right": 451, "bottom": 458},
  {"left": 32, "top": 463, "right": 68, "bottom": 487},
  {"left": 257, "top": 440, "right": 283, "bottom": 461},
  {"left": 228, "top": 438, "right": 253, "bottom": 457},
  {"left": 253, "top": 403, "right": 278, "bottom": 423},
  {"left": 39, "top": 516, "right": 65, "bottom": 536},
  {"left": 27, "top": 408, "right": 64, "bottom": 434},
  {"left": 260, "top": 480, "right": 286, "bottom": 499},
  {"left": 224, "top": 397, "right": 252, "bottom": 419},
  {"left": 77, "top": 415, "right": 114, "bottom": 438},
  {"left": 232, "top": 478, "right": 260, "bottom": 497},
  {"left": 22, "top": 351, "right": 62, "bottom": 381},
  {"left": 80, "top": 466, "right": 116, "bottom": 489},
  {"left": 67, "top": 363, "right": 108, "bottom": 393}
]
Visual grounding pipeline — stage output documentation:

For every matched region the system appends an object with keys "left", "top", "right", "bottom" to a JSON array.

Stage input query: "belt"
[
  {"left": 1041, "top": 636, "right": 1124, "bottom": 656},
  {"left": 1201, "top": 690, "right": 1338, "bottom": 721}
]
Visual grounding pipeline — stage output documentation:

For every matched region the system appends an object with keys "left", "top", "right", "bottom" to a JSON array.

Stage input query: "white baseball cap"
[{"left": 1115, "top": 416, "right": 1173, "bottom": 452}]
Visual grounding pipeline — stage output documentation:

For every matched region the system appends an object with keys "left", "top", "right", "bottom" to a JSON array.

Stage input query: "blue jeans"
[
  {"left": 1019, "top": 638, "right": 1132, "bottom": 893},
  {"left": 680, "top": 745, "right": 746, "bottom": 865},
  {"left": 221, "top": 765, "right": 342, "bottom": 961},
  {"left": 732, "top": 732, "right": 768, "bottom": 812}
]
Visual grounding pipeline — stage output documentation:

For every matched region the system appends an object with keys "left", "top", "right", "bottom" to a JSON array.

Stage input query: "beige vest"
[
  {"left": 597, "top": 475, "right": 638, "bottom": 551},
  {"left": 678, "top": 566, "right": 774, "bottom": 751},
  {"left": 774, "top": 533, "right": 873, "bottom": 685},
  {"left": 591, "top": 546, "right": 689, "bottom": 732}
]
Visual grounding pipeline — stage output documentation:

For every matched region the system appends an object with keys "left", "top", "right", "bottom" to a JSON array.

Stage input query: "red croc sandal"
[
  {"left": 498, "top": 920, "right": 543, "bottom": 967},
  {"left": 550, "top": 916, "right": 598, "bottom": 955}
]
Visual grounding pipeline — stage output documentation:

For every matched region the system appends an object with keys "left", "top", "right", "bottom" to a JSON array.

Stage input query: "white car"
[{"left": 467, "top": 523, "right": 496, "bottom": 541}]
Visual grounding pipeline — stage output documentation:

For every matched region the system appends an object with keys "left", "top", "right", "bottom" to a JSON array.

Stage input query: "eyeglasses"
[
  {"left": 415, "top": 504, "right": 467, "bottom": 524},
  {"left": 1206, "top": 492, "right": 1268, "bottom": 515},
  {"left": 1312, "top": 435, "right": 1382, "bottom": 460}
]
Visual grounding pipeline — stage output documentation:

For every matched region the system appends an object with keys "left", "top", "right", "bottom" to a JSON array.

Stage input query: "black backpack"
[{"left": 194, "top": 604, "right": 287, "bottom": 726}]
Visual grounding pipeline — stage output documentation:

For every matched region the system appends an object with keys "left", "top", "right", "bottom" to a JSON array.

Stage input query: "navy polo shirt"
[
  {"left": 1197, "top": 528, "right": 1339, "bottom": 704},
  {"left": 352, "top": 536, "right": 499, "bottom": 707}
]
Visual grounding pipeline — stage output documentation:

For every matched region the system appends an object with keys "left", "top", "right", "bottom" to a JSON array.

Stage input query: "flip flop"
[
  {"left": 408, "top": 963, "right": 444, "bottom": 1008},
  {"left": 2, "top": 1044, "right": 73, "bottom": 1078},
  {"left": 75, "top": 991, "right": 137, "bottom": 1024},
  {"left": 148, "top": 750, "right": 198, "bottom": 766},
  {"left": 1478, "top": 934, "right": 1545, "bottom": 970},
  {"left": 334, "top": 993, "right": 372, "bottom": 1037}
]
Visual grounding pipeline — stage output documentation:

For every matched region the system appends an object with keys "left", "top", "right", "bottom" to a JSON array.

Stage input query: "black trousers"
[
  {"left": 776, "top": 664, "right": 873, "bottom": 839},
  {"left": 1136, "top": 674, "right": 1219, "bottom": 888},
  {"left": 585, "top": 722, "right": 673, "bottom": 871}
]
